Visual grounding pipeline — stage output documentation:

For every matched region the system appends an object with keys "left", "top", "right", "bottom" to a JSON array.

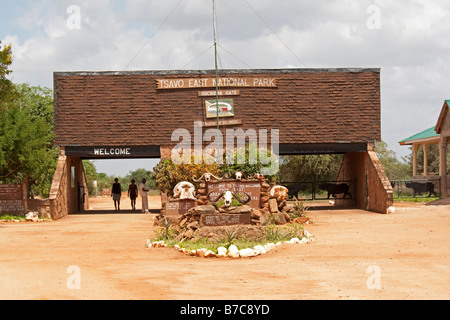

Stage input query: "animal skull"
[
  {"left": 207, "top": 190, "right": 251, "bottom": 208},
  {"left": 173, "top": 181, "right": 196, "bottom": 200},
  {"left": 252, "top": 173, "right": 265, "bottom": 180},
  {"left": 193, "top": 173, "right": 223, "bottom": 182},
  {"left": 234, "top": 171, "right": 246, "bottom": 181},
  {"left": 269, "top": 185, "right": 289, "bottom": 204}
]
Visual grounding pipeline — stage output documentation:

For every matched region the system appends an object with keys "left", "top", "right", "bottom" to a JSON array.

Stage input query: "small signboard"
[
  {"left": 165, "top": 199, "right": 196, "bottom": 215},
  {"left": 0, "top": 184, "right": 23, "bottom": 200},
  {"left": 205, "top": 99, "right": 234, "bottom": 118},
  {"left": 200, "top": 213, "right": 251, "bottom": 227},
  {"left": 65, "top": 145, "right": 161, "bottom": 158},
  {"left": 0, "top": 184, "right": 25, "bottom": 214},
  {"left": 198, "top": 89, "right": 240, "bottom": 97}
]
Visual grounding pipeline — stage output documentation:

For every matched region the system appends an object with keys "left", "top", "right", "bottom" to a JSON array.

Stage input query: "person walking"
[
  {"left": 111, "top": 178, "right": 122, "bottom": 211},
  {"left": 139, "top": 178, "right": 150, "bottom": 213},
  {"left": 128, "top": 179, "right": 138, "bottom": 211}
]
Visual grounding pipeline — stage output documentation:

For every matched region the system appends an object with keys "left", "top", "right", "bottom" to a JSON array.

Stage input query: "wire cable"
[
  {"left": 123, "top": 0, "right": 184, "bottom": 70},
  {"left": 179, "top": 44, "right": 215, "bottom": 70},
  {"left": 218, "top": 44, "right": 253, "bottom": 69},
  {"left": 243, "top": 0, "right": 306, "bottom": 67}
]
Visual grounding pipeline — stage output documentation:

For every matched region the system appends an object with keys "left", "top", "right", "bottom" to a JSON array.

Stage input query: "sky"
[{"left": 1, "top": 0, "right": 449, "bottom": 177}]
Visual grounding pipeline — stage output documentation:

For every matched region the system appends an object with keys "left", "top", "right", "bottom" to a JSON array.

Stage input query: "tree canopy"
[
  {"left": 0, "top": 41, "right": 15, "bottom": 106},
  {"left": 0, "top": 43, "right": 58, "bottom": 197}
]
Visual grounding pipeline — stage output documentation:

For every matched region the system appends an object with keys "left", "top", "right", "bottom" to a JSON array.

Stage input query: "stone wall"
[
  {"left": 336, "top": 149, "right": 393, "bottom": 213},
  {"left": 26, "top": 199, "right": 52, "bottom": 219},
  {"left": 49, "top": 155, "right": 68, "bottom": 219}
]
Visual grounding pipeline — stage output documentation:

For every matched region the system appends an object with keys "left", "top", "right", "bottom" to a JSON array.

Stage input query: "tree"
[
  {"left": 82, "top": 160, "right": 98, "bottom": 196},
  {"left": 0, "top": 44, "right": 58, "bottom": 198},
  {"left": 96, "top": 172, "right": 114, "bottom": 192},
  {"left": 375, "top": 140, "right": 411, "bottom": 180},
  {"left": 279, "top": 154, "right": 344, "bottom": 183},
  {"left": 0, "top": 41, "right": 15, "bottom": 107},
  {"left": 124, "top": 168, "right": 156, "bottom": 190}
]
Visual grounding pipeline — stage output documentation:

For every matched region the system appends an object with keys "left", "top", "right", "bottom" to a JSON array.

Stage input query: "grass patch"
[
  {"left": 394, "top": 197, "right": 440, "bottom": 203},
  {"left": 0, "top": 214, "right": 26, "bottom": 221},
  {"left": 148, "top": 220, "right": 306, "bottom": 253}
]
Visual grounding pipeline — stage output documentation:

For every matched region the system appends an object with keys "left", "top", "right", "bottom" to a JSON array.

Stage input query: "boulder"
[
  {"left": 204, "top": 250, "right": 216, "bottom": 258},
  {"left": 222, "top": 205, "right": 252, "bottom": 214},
  {"left": 190, "top": 205, "right": 218, "bottom": 215},
  {"left": 251, "top": 209, "right": 262, "bottom": 219},
  {"left": 263, "top": 243, "right": 275, "bottom": 252},
  {"left": 183, "top": 229, "right": 194, "bottom": 239},
  {"left": 217, "top": 246, "right": 228, "bottom": 257},
  {"left": 187, "top": 220, "right": 200, "bottom": 230},
  {"left": 299, "top": 237, "right": 309, "bottom": 244},
  {"left": 281, "top": 203, "right": 297, "bottom": 213},
  {"left": 239, "top": 248, "right": 257, "bottom": 257},
  {"left": 269, "top": 212, "right": 287, "bottom": 225},
  {"left": 179, "top": 217, "right": 188, "bottom": 227},
  {"left": 293, "top": 217, "right": 309, "bottom": 224},
  {"left": 227, "top": 245, "right": 240, "bottom": 258},
  {"left": 238, "top": 205, "right": 252, "bottom": 213},
  {"left": 195, "top": 248, "right": 207, "bottom": 257},
  {"left": 253, "top": 245, "right": 266, "bottom": 255},
  {"left": 268, "top": 198, "right": 278, "bottom": 213},
  {"left": 25, "top": 211, "right": 39, "bottom": 222}
]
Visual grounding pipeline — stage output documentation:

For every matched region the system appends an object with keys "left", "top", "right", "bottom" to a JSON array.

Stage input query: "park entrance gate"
[{"left": 48, "top": 68, "right": 393, "bottom": 219}]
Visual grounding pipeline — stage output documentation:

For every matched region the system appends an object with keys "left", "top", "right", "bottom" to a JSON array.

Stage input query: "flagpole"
[{"left": 212, "top": 0, "right": 220, "bottom": 155}]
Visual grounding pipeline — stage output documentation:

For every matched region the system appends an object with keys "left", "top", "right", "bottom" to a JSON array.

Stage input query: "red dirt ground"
[{"left": 0, "top": 195, "right": 448, "bottom": 300}]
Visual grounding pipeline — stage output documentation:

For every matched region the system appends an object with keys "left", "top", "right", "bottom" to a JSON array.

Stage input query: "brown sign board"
[
  {"left": 0, "top": 184, "right": 25, "bottom": 214},
  {"left": 195, "top": 119, "right": 242, "bottom": 127},
  {"left": 156, "top": 77, "right": 277, "bottom": 89},
  {"left": 200, "top": 213, "right": 251, "bottom": 227},
  {"left": 0, "top": 184, "right": 23, "bottom": 200},
  {"left": 0, "top": 200, "right": 25, "bottom": 214},
  {"left": 198, "top": 89, "right": 240, "bottom": 97},
  {"left": 165, "top": 199, "right": 196, "bottom": 215},
  {"left": 207, "top": 180, "right": 261, "bottom": 208}
]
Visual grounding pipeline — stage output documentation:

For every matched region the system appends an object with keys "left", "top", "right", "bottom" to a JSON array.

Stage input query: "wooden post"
[
  {"left": 423, "top": 143, "right": 428, "bottom": 176},
  {"left": 412, "top": 144, "right": 419, "bottom": 177},
  {"left": 440, "top": 138, "right": 447, "bottom": 198}
]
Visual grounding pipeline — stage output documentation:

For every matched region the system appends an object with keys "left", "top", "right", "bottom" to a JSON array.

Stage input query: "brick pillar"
[{"left": 337, "top": 150, "right": 393, "bottom": 213}]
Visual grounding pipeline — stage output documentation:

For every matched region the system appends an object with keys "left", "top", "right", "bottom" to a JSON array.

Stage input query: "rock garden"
[{"left": 148, "top": 156, "right": 312, "bottom": 258}]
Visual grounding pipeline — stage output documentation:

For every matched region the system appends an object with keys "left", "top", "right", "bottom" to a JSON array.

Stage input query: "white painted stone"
[
  {"left": 239, "top": 248, "right": 257, "bottom": 257},
  {"left": 253, "top": 245, "right": 266, "bottom": 255},
  {"left": 217, "top": 247, "right": 228, "bottom": 257},
  {"left": 227, "top": 245, "right": 240, "bottom": 258}
]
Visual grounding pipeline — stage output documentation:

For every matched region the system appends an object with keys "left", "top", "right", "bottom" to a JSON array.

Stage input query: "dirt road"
[{"left": 0, "top": 197, "right": 448, "bottom": 300}]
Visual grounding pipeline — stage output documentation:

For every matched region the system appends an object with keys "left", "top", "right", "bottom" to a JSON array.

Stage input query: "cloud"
[{"left": 2, "top": 0, "right": 450, "bottom": 160}]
